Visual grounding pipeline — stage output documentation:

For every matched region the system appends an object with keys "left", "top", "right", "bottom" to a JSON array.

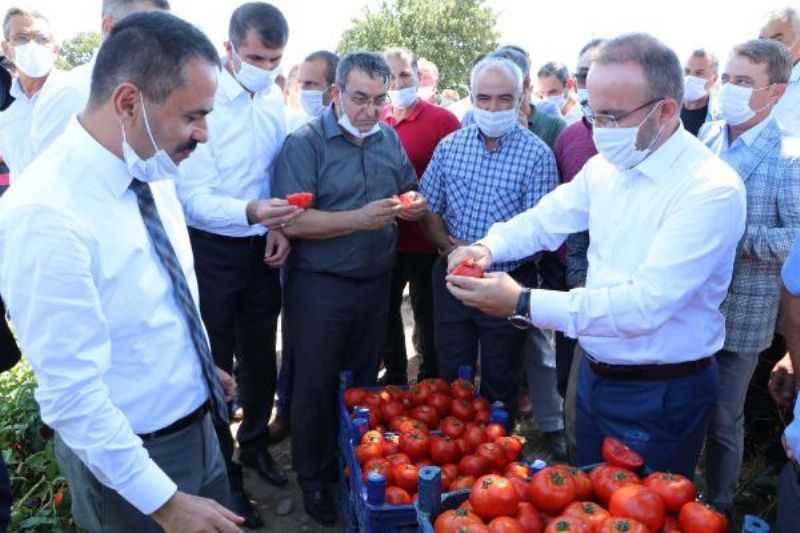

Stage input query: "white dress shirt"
[
  {"left": 177, "top": 65, "right": 286, "bottom": 237},
  {"left": 0, "top": 118, "right": 209, "bottom": 515},
  {"left": 481, "top": 126, "right": 747, "bottom": 365},
  {"left": 30, "top": 54, "right": 96, "bottom": 158},
  {"left": 562, "top": 102, "right": 584, "bottom": 126},
  {"left": 774, "top": 62, "right": 800, "bottom": 136}
]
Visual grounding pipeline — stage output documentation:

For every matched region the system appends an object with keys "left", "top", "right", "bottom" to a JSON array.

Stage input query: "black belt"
[
  {"left": 137, "top": 401, "right": 209, "bottom": 441},
  {"left": 587, "top": 356, "right": 713, "bottom": 381},
  {"left": 188, "top": 227, "right": 265, "bottom": 245}
]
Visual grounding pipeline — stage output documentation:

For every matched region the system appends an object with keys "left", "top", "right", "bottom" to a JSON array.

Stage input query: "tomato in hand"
[
  {"left": 469, "top": 474, "right": 520, "bottom": 520},
  {"left": 399, "top": 429, "right": 430, "bottom": 461},
  {"left": 543, "top": 516, "right": 591, "bottom": 533},
  {"left": 608, "top": 484, "right": 665, "bottom": 532},
  {"left": 516, "top": 501, "right": 544, "bottom": 533},
  {"left": 488, "top": 516, "right": 526, "bottom": 533},
  {"left": 589, "top": 464, "right": 640, "bottom": 505},
  {"left": 529, "top": 466, "right": 577, "bottom": 515},
  {"left": 597, "top": 517, "right": 649, "bottom": 533},
  {"left": 452, "top": 258, "right": 485, "bottom": 278},
  {"left": 434, "top": 508, "right": 485, "bottom": 533},
  {"left": 564, "top": 501, "right": 610, "bottom": 532},
  {"left": 459, "top": 454, "right": 492, "bottom": 478},
  {"left": 601, "top": 437, "right": 644, "bottom": 471},
  {"left": 678, "top": 501, "right": 728, "bottom": 533},
  {"left": 286, "top": 192, "right": 314, "bottom": 208},
  {"left": 643, "top": 472, "right": 697, "bottom": 514},
  {"left": 385, "top": 485, "right": 412, "bottom": 505},
  {"left": 392, "top": 462, "right": 419, "bottom": 494},
  {"left": 452, "top": 398, "right": 477, "bottom": 422},
  {"left": 441, "top": 416, "right": 467, "bottom": 439}
]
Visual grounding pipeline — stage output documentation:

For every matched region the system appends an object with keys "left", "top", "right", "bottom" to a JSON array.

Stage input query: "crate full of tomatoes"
[{"left": 417, "top": 437, "right": 739, "bottom": 533}]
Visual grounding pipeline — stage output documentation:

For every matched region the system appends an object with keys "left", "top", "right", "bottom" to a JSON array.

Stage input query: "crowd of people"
[{"left": 1, "top": 1, "right": 800, "bottom": 531}]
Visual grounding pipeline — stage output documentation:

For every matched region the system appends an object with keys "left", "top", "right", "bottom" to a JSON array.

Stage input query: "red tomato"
[
  {"left": 495, "top": 436, "right": 524, "bottom": 463},
  {"left": 552, "top": 465, "right": 593, "bottom": 502},
  {"left": 505, "top": 462, "right": 531, "bottom": 479},
  {"left": 459, "top": 454, "right": 492, "bottom": 478},
  {"left": 428, "top": 393, "right": 453, "bottom": 418},
  {"left": 385, "top": 452, "right": 412, "bottom": 467},
  {"left": 441, "top": 416, "right": 467, "bottom": 439},
  {"left": 381, "top": 400, "right": 406, "bottom": 423},
  {"left": 417, "top": 458, "right": 434, "bottom": 468},
  {"left": 286, "top": 192, "right": 314, "bottom": 208},
  {"left": 434, "top": 508, "right": 485, "bottom": 533},
  {"left": 399, "top": 429, "right": 430, "bottom": 461},
  {"left": 385, "top": 485, "right": 412, "bottom": 505},
  {"left": 410, "top": 384, "right": 432, "bottom": 406},
  {"left": 476, "top": 442, "right": 508, "bottom": 470},
  {"left": 456, "top": 437, "right": 474, "bottom": 456},
  {"left": 510, "top": 475, "right": 532, "bottom": 502},
  {"left": 564, "top": 501, "right": 610, "bottom": 532},
  {"left": 397, "top": 418, "right": 430, "bottom": 435},
  {"left": 529, "top": 466, "right": 578, "bottom": 515},
  {"left": 465, "top": 424, "right": 488, "bottom": 450},
  {"left": 589, "top": 464, "right": 640, "bottom": 505},
  {"left": 597, "top": 517, "right": 649, "bottom": 533},
  {"left": 344, "top": 387, "right": 367, "bottom": 410},
  {"left": 363, "top": 392, "right": 382, "bottom": 410},
  {"left": 397, "top": 192, "right": 414, "bottom": 209},
  {"left": 411, "top": 404, "right": 440, "bottom": 428},
  {"left": 392, "top": 462, "right": 419, "bottom": 494},
  {"left": 678, "top": 501, "right": 728, "bottom": 533},
  {"left": 360, "top": 430, "right": 384, "bottom": 445},
  {"left": 451, "top": 475, "right": 478, "bottom": 491},
  {"left": 451, "top": 379, "right": 476, "bottom": 400},
  {"left": 362, "top": 458, "right": 392, "bottom": 484},
  {"left": 356, "top": 441, "right": 383, "bottom": 465},
  {"left": 543, "top": 516, "right": 591, "bottom": 533},
  {"left": 452, "top": 398, "right": 477, "bottom": 422},
  {"left": 473, "top": 397, "right": 491, "bottom": 412},
  {"left": 643, "top": 472, "right": 697, "bottom": 514},
  {"left": 662, "top": 515, "right": 680, "bottom": 532},
  {"left": 608, "top": 484, "right": 665, "bottom": 532},
  {"left": 441, "top": 463, "right": 459, "bottom": 491},
  {"left": 384, "top": 385, "right": 405, "bottom": 400},
  {"left": 469, "top": 474, "right": 520, "bottom": 520},
  {"left": 389, "top": 415, "right": 411, "bottom": 433},
  {"left": 488, "top": 516, "right": 526, "bottom": 533},
  {"left": 516, "top": 501, "right": 544, "bottom": 533},
  {"left": 474, "top": 409, "right": 491, "bottom": 424},
  {"left": 422, "top": 378, "right": 451, "bottom": 395},
  {"left": 452, "top": 258, "right": 485, "bottom": 278},
  {"left": 431, "top": 436, "right": 462, "bottom": 465},
  {"left": 485, "top": 423, "right": 507, "bottom": 441},
  {"left": 381, "top": 434, "right": 400, "bottom": 456},
  {"left": 601, "top": 437, "right": 644, "bottom": 471}
]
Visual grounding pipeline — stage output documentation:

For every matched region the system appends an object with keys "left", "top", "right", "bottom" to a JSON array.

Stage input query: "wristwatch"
[{"left": 508, "top": 288, "right": 532, "bottom": 329}]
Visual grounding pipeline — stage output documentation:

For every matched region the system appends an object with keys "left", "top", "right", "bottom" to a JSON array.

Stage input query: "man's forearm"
[
  {"left": 420, "top": 213, "right": 452, "bottom": 253},
  {"left": 282, "top": 209, "right": 361, "bottom": 240}
]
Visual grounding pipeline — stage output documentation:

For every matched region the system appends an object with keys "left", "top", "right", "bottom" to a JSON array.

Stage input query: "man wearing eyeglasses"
[
  {"left": 446, "top": 33, "right": 746, "bottom": 477},
  {"left": 271, "top": 51, "right": 423, "bottom": 526},
  {"left": 760, "top": 8, "right": 800, "bottom": 136},
  {"left": 0, "top": 7, "right": 58, "bottom": 181},
  {"left": 697, "top": 38, "right": 800, "bottom": 515}
]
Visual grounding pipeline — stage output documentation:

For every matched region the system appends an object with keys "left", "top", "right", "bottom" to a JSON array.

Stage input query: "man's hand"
[
  {"left": 216, "top": 368, "right": 236, "bottom": 403},
  {"left": 151, "top": 490, "right": 243, "bottom": 533},
  {"left": 447, "top": 244, "right": 493, "bottom": 273},
  {"left": 446, "top": 272, "right": 523, "bottom": 318},
  {"left": 770, "top": 353, "right": 797, "bottom": 409},
  {"left": 356, "top": 198, "right": 403, "bottom": 231},
  {"left": 246, "top": 199, "right": 302, "bottom": 230},
  {"left": 396, "top": 191, "right": 428, "bottom": 222},
  {"left": 264, "top": 230, "right": 290, "bottom": 267}
]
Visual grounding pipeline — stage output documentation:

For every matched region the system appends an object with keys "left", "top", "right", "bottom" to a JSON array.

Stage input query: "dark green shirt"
[
  {"left": 527, "top": 104, "right": 566, "bottom": 149},
  {"left": 271, "top": 107, "right": 418, "bottom": 279}
]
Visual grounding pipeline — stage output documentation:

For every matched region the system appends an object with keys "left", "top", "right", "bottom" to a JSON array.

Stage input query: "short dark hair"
[
  {"left": 733, "top": 39, "right": 793, "bottom": 84},
  {"left": 335, "top": 52, "right": 391, "bottom": 92},
  {"left": 3, "top": 7, "right": 49, "bottom": 40},
  {"left": 229, "top": 2, "right": 288, "bottom": 50},
  {"left": 579, "top": 38, "right": 606, "bottom": 58},
  {"left": 690, "top": 48, "right": 719, "bottom": 73},
  {"left": 101, "top": 0, "right": 171, "bottom": 22},
  {"left": 305, "top": 50, "right": 339, "bottom": 86},
  {"left": 594, "top": 33, "right": 684, "bottom": 104},
  {"left": 492, "top": 46, "right": 531, "bottom": 79},
  {"left": 89, "top": 11, "right": 220, "bottom": 106},
  {"left": 384, "top": 47, "right": 419, "bottom": 73},
  {"left": 537, "top": 61, "right": 570, "bottom": 86}
]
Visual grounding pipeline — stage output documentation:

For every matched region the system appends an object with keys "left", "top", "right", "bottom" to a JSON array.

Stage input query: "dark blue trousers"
[
  {"left": 575, "top": 353, "right": 718, "bottom": 476},
  {"left": 778, "top": 462, "right": 800, "bottom": 532}
]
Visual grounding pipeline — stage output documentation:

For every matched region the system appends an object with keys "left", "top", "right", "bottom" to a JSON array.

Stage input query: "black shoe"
[
  {"left": 230, "top": 490, "right": 264, "bottom": 529},
  {"left": 544, "top": 430, "right": 568, "bottom": 462},
  {"left": 302, "top": 489, "right": 336, "bottom": 527},
  {"left": 239, "top": 448, "right": 288, "bottom": 487}
]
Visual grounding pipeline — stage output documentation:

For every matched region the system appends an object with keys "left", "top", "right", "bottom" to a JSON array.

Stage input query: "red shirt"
[{"left": 382, "top": 99, "right": 460, "bottom": 254}]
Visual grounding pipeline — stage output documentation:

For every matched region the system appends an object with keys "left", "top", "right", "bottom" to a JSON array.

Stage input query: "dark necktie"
[{"left": 129, "top": 179, "right": 228, "bottom": 425}]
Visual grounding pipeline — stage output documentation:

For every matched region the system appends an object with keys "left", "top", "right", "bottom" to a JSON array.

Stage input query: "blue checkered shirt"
[{"left": 421, "top": 123, "right": 559, "bottom": 272}]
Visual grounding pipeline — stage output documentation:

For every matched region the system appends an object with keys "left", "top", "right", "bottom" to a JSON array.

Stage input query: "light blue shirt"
[
  {"left": 707, "top": 113, "right": 772, "bottom": 171},
  {"left": 781, "top": 237, "right": 800, "bottom": 458}
]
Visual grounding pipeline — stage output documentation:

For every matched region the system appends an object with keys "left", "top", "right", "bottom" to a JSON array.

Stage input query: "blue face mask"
[{"left": 121, "top": 93, "right": 181, "bottom": 183}]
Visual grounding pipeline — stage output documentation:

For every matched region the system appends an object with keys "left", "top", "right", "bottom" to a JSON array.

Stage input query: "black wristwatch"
[{"left": 508, "top": 288, "right": 532, "bottom": 329}]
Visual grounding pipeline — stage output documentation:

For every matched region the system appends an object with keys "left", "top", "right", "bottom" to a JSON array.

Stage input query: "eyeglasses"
[
  {"left": 344, "top": 90, "right": 390, "bottom": 108},
  {"left": 10, "top": 32, "right": 52, "bottom": 46},
  {"left": 582, "top": 97, "right": 662, "bottom": 128}
]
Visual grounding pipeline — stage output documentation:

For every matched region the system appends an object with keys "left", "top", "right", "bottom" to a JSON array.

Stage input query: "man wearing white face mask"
[
  {"left": 0, "top": 7, "right": 58, "bottom": 181},
  {"left": 760, "top": 7, "right": 800, "bottom": 135},
  {"left": 419, "top": 56, "right": 558, "bottom": 422},
  {"left": 680, "top": 48, "right": 719, "bottom": 136},
  {"left": 291, "top": 49, "right": 337, "bottom": 131},
  {"left": 538, "top": 62, "right": 582, "bottom": 125},
  {"left": 698, "top": 38, "right": 800, "bottom": 514},
  {"left": 446, "top": 33, "right": 746, "bottom": 478},
  {"left": 176, "top": 2, "right": 297, "bottom": 527},
  {"left": 377, "top": 47, "right": 460, "bottom": 387}
]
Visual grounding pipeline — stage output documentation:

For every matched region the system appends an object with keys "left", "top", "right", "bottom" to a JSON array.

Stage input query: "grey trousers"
[
  {"left": 523, "top": 327, "right": 565, "bottom": 432},
  {"left": 54, "top": 413, "right": 231, "bottom": 532},
  {"left": 565, "top": 343, "right": 584, "bottom": 462},
  {"left": 778, "top": 462, "right": 800, "bottom": 532},
  {"left": 703, "top": 349, "right": 759, "bottom": 509}
]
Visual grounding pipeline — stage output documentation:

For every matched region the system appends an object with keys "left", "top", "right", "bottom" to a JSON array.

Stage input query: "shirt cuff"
[
  {"left": 530, "top": 288, "right": 574, "bottom": 338},
  {"left": 477, "top": 232, "right": 511, "bottom": 264},
  {"left": 116, "top": 458, "right": 178, "bottom": 515}
]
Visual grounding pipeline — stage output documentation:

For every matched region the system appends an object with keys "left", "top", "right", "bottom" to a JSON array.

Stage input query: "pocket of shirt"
[{"left": 492, "top": 184, "right": 523, "bottom": 223}]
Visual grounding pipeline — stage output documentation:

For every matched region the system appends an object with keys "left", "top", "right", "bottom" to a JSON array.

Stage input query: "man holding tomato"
[
  {"left": 271, "top": 51, "right": 423, "bottom": 525},
  {"left": 446, "top": 33, "right": 746, "bottom": 477}
]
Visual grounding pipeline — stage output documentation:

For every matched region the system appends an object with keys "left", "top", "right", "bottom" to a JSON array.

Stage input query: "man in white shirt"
[
  {"left": 760, "top": 7, "right": 800, "bottom": 135},
  {"left": 537, "top": 61, "right": 582, "bottom": 125},
  {"left": 29, "top": 0, "right": 171, "bottom": 160},
  {"left": 0, "top": 7, "right": 58, "bottom": 181},
  {"left": 176, "top": 3, "right": 297, "bottom": 527},
  {"left": 447, "top": 33, "right": 746, "bottom": 477},
  {"left": 0, "top": 12, "right": 244, "bottom": 532}
]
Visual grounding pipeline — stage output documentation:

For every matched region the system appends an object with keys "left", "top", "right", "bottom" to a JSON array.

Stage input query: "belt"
[
  {"left": 587, "top": 355, "right": 713, "bottom": 381},
  {"left": 137, "top": 401, "right": 209, "bottom": 441},
  {"left": 188, "top": 227, "right": 266, "bottom": 245}
]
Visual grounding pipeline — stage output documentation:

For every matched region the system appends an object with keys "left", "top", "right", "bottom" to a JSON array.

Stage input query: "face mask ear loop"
[{"left": 138, "top": 92, "right": 160, "bottom": 153}]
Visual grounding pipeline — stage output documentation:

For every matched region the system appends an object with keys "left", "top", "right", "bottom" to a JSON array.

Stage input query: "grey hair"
[
  {"left": 690, "top": 48, "right": 719, "bottom": 73},
  {"left": 491, "top": 46, "right": 530, "bottom": 79},
  {"left": 537, "top": 61, "right": 570, "bottom": 86},
  {"left": 3, "top": 7, "right": 50, "bottom": 41},
  {"left": 101, "top": 0, "right": 170, "bottom": 23},
  {"left": 594, "top": 33, "right": 684, "bottom": 105},
  {"left": 384, "top": 47, "right": 419, "bottom": 74},
  {"left": 764, "top": 7, "right": 800, "bottom": 35},
  {"left": 733, "top": 38, "right": 793, "bottom": 84},
  {"left": 470, "top": 56, "right": 524, "bottom": 101},
  {"left": 335, "top": 51, "right": 391, "bottom": 92}
]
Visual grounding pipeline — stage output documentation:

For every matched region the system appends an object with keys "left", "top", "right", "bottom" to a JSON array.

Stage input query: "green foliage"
[
  {"left": 337, "top": 0, "right": 499, "bottom": 92},
  {"left": 56, "top": 32, "right": 101, "bottom": 72},
  {"left": 0, "top": 362, "right": 72, "bottom": 532}
]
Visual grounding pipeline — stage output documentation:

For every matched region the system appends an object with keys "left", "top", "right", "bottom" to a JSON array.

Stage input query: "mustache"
[{"left": 176, "top": 139, "right": 198, "bottom": 154}]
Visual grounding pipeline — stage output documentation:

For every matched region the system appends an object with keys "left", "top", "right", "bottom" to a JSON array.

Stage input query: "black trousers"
[
  {"left": 380, "top": 252, "right": 438, "bottom": 383},
  {"left": 432, "top": 258, "right": 536, "bottom": 418},
  {"left": 0, "top": 297, "right": 18, "bottom": 533},
  {"left": 538, "top": 252, "right": 576, "bottom": 399},
  {"left": 189, "top": 229, "right": 282, "bottom": 486},
  {"left": 285, "top": 269, "right": 390, "bottom": 489}
]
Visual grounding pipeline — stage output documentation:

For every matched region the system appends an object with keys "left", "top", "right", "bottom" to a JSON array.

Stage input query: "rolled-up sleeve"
[
  {"left": 0, "top": 207, "right": 176, "bottom": 515},
  {"left": 271, "top": 134, "right": 319, "bottom": 199}
]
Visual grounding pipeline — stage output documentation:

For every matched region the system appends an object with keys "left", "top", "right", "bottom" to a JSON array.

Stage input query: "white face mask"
[
  {"left": 13, "top": 42, "right": 55, "bottom": 79},
  {"left": 121, "top": 93, "right": 181, "bottom": 183},
  {"left": 683, "top": 76, "right": 708, "bottom": 102},
  {"left": 592, "top": 102, "right": 666, "bottom": 171},
  {"left": 300, "top": 89, "right": 327, "bottom": 117},
  {"left": 718, "top": 83, "right": 771, "bottom": 126},
  {"left": 388, "top": 86, "right": 418, "bottom": 109},
  {"left": 577, "top": 88, "right": 589, "bottom": 105},
  {"left": 232, "top": 48, "right": 279, "bottom": 93},
  {"left": 418, "top": 85, "right": 436, "bottom": 101},
  {"left": 547, "top": 93, "right": 567, "bottom": 110},
  {"left": 338, "top": 110, "right": 380, "bottom": 139},
  {"left": 473, "top": 107, "right": 518, "bottom": 138}
]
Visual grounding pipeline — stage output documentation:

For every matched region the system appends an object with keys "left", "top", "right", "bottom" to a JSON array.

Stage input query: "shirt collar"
[
  {"left": 321, "top": 105, "right": 385, "bottom": 143},
  {"left": 382, "top": 99, "right": 425, "bottom": 125},
  {"left": 217, "top": 63, "right": 247, "bottom": 103},
  {"left": 724, "top": 112, "right": 773, "bottom": 149},
  {"left": 633, "top": 125, "right": 691, "bottom": 182},
  {"left": 791, "top": 62, "right": 800, "bottom": 83},
  {"left": 66, "top": 117, "right": 134, "bottom": 198}
]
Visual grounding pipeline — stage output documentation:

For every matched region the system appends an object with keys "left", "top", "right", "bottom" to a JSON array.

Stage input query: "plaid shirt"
[{"left": 421, "top": 123, "right": 559, "bottom": 272}]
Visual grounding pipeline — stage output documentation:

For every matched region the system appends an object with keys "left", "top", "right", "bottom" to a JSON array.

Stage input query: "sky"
[{"left": 13, "top": 0, "right": 797, "bottom": 81}]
